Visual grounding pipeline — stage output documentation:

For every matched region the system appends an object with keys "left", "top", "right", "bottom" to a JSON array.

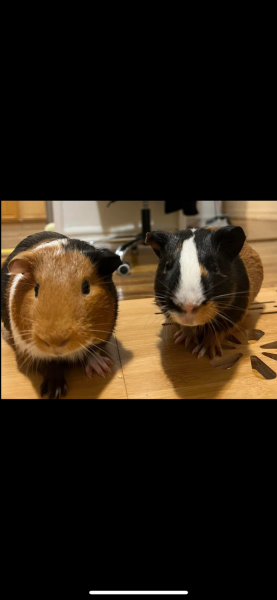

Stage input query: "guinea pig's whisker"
[
  {"left": 204, "top": 282, "right": 227, "bottom": 297},
  {"left": 87, "top": 327, "right": 114, "bottom": 333},
  {"left": 214, "top": 312, "right": 245, "bottom": 334},
  {"left": 88, "top": 336, "right": 116, "bottom": 347},
  {"left": 213, "top": 291, "right": 250, "bottom": 300},
  {"left": 25, "top": 355, "right": 35, "bottom": 376},
  {"left": 13, "top": 330, "right": 31, "bottom": 338},
  {"left": 212, "top": 317, "right": 229, "bottom": 335},
  {"left": 78, "top": 354, "right": 85, "bottom": 369},
  {"left": 82, "top": 343, "right": 118, "bottom": 365},
  {"left": 86, "top": 329, "right": 115, "bottom": 336},
  {"left": 84, "top": 339, "right": 115, "bottom": 358},
  {"left": 209, "top": 320, "right": 217, "bottom": 338},
  {"left": 155, "top": 279, "right": 175, "bottom": 295},
  {"left": 14, "top": 334, "right": 34, "bottom": 344},
  {"left": 19, "top": 331, "right": 34, "bottom": 337},
  {"left": 14, "top": 334, "right": 33, "bottom": 342},
  {"left": 89, "top": 344, "right": 117, "bottom": 362},
  {"left": 18, "top": 351, "right": 35, "bottom": 371},
  {"left": 216, "top": 303, "right": 247, "bottom": 312}
]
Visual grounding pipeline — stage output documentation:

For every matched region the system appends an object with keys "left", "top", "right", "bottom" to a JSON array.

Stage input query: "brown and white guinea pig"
[
  {"left": 146, "top": 226, "right": 264, "bottom": 360},
  {"left": 1, "top": 231, "right": 122, "bottom": 398}
]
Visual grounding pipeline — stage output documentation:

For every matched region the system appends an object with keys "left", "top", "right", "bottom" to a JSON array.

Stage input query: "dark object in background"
[
  {"left": 108, "top": 200, "right": 198, "bottom": 216},
  {"left": 106, "top": 201, "right": 152, "bottom": 275},
  {"left": 165, "top": 200, "right": 198, "bottom": 215}
]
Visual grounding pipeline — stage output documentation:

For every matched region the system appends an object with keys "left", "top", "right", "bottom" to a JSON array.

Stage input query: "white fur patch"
[
  {"left": 33, "top": 240, "right": 63, "bottom": 252},
  {"left": 174, "top": 236, "right": 205, "bottom": 307},
  {"left": 9, "top": 274, "right": 30, "bottom": 356}
]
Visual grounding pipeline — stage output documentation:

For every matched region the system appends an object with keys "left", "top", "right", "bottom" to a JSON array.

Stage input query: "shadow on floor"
[{"left": 158, "top": 311, "right": 267, "bottom": 400}]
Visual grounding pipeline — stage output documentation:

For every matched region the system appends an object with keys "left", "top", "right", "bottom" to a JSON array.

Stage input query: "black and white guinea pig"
[
  {"left": 146, "top": 226, "right": 264, "bottom": 359},
  {"left": 1, "top": 231, "right": 122, "bottom": 398}
]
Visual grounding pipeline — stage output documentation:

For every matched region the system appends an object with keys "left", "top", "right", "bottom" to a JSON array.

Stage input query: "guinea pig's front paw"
[
  {"left": 85, "top": 355, "right": 113, "bottom": 379},
  {"left": 174, "top": 328, "right": 199, "bottom": 347},
  {"left": 192, "top": 341, "right": 223, "bottom": 360},
  {"left": 40, "top": 377, "right": 68, "bottom": 400}
]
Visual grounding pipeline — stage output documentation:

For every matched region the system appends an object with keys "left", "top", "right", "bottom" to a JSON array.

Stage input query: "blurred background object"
[
  {"left": 51, "top": 200, "right": 223, "bottom": 244},
  {"left": 1, "top": 200, "right": 47, "bottom": 253},
  {"left": 110, "top": 200, "right": 151, "bottom": 276},
  {"left": 45, "top": 222, "right": 56, "bottom": 232},
  {"left": 45, "top": 200, "right": 54, "bottom": 224}
]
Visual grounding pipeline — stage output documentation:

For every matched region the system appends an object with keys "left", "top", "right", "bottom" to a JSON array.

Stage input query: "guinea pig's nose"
[
  {"left": 39, "top": 337, "right": 69, "bottom": 348},
  {"left": 182, "top": 303, "right": 200, "bottom": 314}
]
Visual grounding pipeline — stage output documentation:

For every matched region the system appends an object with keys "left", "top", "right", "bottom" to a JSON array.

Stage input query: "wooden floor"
[
  {"left": 2, "top": 218, "right": 276, "bottom": 399},
  {"left": 2, "top": 287, "right": 276, "bottom": 399}
]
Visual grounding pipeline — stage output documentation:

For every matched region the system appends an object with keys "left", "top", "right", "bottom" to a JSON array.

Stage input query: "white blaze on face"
[{"left": 174, "top": 235, "right": 205, "bottom": 307}]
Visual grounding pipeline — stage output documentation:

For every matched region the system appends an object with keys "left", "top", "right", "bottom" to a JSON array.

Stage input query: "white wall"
[
  {"left": 53, "top": 200, "right": 178, "bottom": 239},
  {"left": 53, "top": 200, "right": 221, "bottom": 241},
  {"left": 224, "top": 200, "right": 277, "bottom": 220}
]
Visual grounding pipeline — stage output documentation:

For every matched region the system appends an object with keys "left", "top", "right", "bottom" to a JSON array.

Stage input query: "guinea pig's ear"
[
  {"left": 95, "top": 249, "right": 122, "bottom": 276},
  {"left": 212, "top": 226, "right": 246, "bottom": 261},
  {"left": 145, "top": 231, "right": 171, "bottom": 258},
  {"left": 8, "top": 252, "right": 35, "bottom": 280}
]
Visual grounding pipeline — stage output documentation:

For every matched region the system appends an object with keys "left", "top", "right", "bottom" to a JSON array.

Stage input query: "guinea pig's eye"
[
  {"left": 165, "top": 261, "right": 172, "bottom": 271},
  {"left": 209, "top": 260, "right": 219, "bottom": 274},
  {"left": 34, "top": 284, "right": 40, "bottom": 297},
  {"left": 82, "top": 280, "right": 90, "bottom": 295}
]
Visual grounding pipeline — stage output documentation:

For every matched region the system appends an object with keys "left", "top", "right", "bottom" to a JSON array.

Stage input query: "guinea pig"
[
  {"left": 1, "top": 231, "right": 122, "bottom": 398},
  {"left": 146, "top": 226, "right": 264, "bottom": 359}
]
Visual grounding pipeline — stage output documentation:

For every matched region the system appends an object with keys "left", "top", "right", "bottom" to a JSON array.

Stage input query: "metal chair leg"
[{"left": 116, "top": 234, "right": 143, "bottom": 275}]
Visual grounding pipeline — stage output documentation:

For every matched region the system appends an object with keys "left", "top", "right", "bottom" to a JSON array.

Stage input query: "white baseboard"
[{"left": 227, "top": 210, "right": 277, "bottom": 220}]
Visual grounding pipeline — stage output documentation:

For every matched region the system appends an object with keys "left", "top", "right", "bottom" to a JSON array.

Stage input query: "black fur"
[{"left": 148, "top": 227, "right": 249, "bottom": 332}]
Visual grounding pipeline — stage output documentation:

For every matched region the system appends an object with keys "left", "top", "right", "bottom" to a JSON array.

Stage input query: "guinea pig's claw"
[
  {"left": 175, "top": 329, "right": 198, "bottom": 347},
  {"left": 85, "top": 355, "right": 113, "bottom": 379},
  {"left": 198, "top": 347, "right": 207, "bottom": 359},
  {"left": 40, "top": 379, "right": 68, "bottom": 400},
  {"left": 192, "top": 344, "right": 203, "bottom": 357},
  {"left": 40, "top": 381, "right": 49, "bottom": 398}
]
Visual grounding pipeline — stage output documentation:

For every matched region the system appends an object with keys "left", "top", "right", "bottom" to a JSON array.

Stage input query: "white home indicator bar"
[{"left": 89, "top": 593, "right": 188, "bottom": 596}]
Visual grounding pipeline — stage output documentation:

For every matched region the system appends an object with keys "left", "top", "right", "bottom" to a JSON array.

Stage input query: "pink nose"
[{"left": 182, "top": 303, "right": 200, "bottom": 314}]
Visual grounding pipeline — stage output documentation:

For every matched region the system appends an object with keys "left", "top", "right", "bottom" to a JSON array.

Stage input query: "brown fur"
[
  {"left": 239, "top": 242, "right": 264, "bottom": 309},
  {"left": 195, "top": 238, "right": 264, "bottom": 356},
  {"left": 205, "top": 228, "right": 264, "bottom": 316},
  {"left": 200, "top": 264, "right": 208, "bottom": 277},
  {"left": 192, "top": 300, "right": 218, "bottom": 327},
  {"left": 8, "top": 243, "right": 116, "bottom": 358},
  {"left": 145, "top": 233, "right": 160, "bottom": 252}
]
